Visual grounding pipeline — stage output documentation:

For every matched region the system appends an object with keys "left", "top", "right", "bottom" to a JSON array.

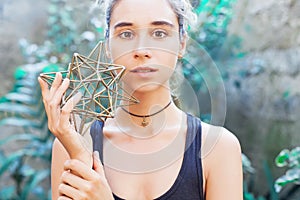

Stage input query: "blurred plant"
[
  {"left": 274, "top": 147, "right": 300, "bottom": 192},
  {"left": 182, "top": 0, "right": 238, "bottom": 121},
  {"left": 242, "top": 151, "right": 300, "bottom": 200},
  {"left": 19, "top": 0, "right": 103, "bottom": 66},
  {"left": 1, "top": 0, "right": 263, "bottom": 199},
  {"left": 243, "top": 154, "right": 267, "bottom": 200},
  {"left": 190, "top": 0, "right": 237, "bottom": 59},
  {"left": 0, "top": 0, "right": 103, "bottom": 198},
  {"left": 0, "top": 63, "right": 62, "bottom": 199},
  {"left": 242, "top": 154, "right": 280, "bottom": 200},
  {"left": 19, "top": 0, "right": 77, "bottom": 64}
]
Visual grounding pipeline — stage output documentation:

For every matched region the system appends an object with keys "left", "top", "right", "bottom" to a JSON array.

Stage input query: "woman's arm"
[
  {"left": 39, "top": 71, "right": 113, "bottom": 199},
  {"left": 203, "top": 127, "right": 243, "bottom": 200},
  {"left": 51, "top": 138, "right": 70, "bottom": 200}
]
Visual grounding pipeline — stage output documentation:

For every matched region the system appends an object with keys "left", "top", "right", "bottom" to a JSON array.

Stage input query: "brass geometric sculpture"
[{"left": 40, "top": 41, "right": 139, "bottom": 134}]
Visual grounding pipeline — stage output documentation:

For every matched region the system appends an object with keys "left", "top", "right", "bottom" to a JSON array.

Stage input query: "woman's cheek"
[{"left": 110, "top": 41, "right": 137, "bottom": 61}]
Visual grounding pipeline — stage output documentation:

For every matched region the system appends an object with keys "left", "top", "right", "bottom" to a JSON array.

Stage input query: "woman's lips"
[
  {"left": 129, "top": 66, "right": 158, "bottom": 73},
  {"left": 128, "top": 66, "right": 158, "bottom": 78}
]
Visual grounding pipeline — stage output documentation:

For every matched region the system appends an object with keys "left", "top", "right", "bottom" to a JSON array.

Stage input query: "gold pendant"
[{"left": 141, "top": 117, "right": 149, "bottom": 127}]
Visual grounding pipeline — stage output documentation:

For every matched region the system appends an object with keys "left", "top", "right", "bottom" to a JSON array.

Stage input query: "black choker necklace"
[{"left": 121, "top": 101, "right": 172, "bottom": 127}]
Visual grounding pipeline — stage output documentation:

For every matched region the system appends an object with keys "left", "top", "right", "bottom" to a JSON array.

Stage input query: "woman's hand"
[
  {"left": 38, "top": 72, "right": 92, "bottom": 166},
  {"left": 58, "top": 151, "right": 114, "bottom": 200}
]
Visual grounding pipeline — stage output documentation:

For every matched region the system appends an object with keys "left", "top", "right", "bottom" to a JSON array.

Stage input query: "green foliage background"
[{"left": 0, "top": 0, "right": 299, "bottom": 199}]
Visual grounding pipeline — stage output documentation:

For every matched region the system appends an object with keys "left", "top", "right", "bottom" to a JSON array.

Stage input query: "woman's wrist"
[{"left": 56, "top": 130, "right": 93, "bottom": 167}]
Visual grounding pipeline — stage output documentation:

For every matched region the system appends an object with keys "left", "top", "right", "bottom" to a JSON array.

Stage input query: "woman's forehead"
[{"left": 110, "top": 0, "right": 178, "bottom": 27}]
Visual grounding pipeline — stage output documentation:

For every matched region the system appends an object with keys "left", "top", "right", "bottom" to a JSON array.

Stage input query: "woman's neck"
[
  {"left": 125, "top": 88, "right": 172, "bottom": 115},
  {"left": 114, "top": 85, "right": 181, "bottom": 133}
]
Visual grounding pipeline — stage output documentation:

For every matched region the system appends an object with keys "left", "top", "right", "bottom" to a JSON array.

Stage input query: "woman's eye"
[
  {"left": 152, "top": 30, "right": 168, "bottom": 38},
  {"left": 119, "top": 31, "right": 134, "bottom": 39}
]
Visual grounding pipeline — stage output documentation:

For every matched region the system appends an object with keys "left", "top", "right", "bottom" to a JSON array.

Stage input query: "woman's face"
[{"left": 107, "top": 0, "right": 185, "bottom": 93}]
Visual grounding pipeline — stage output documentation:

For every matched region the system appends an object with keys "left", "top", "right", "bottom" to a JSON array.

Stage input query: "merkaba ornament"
[{"left": 40, "top": 41, "right": 139, "bottom": 134}]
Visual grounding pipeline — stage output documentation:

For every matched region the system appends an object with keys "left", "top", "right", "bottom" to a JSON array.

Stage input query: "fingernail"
[
  {"left": 93, "top": 151, "right": 99, "bottom": 158},
  {"left": 64, "top": 160, "right": 70, "bottom": 166}
]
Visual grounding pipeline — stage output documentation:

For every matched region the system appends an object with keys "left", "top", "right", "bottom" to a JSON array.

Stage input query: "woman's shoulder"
[
  {"left": 200, "top": 121, "right": 241, "bottom": 160},
  {"left": 186, "top": 114, "right": 240, "bottom": 155},
  {"left": 200, "top": 122, "right": 243, "bottom": 198}
]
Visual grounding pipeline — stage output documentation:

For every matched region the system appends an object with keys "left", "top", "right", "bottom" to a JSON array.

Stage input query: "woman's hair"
[{"left": 103, "top": 0, "right": 197, "bottom": 40}]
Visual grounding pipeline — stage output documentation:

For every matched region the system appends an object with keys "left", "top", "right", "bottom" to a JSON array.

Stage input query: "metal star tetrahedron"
[{"left": 40, "top": 41, "right": 139, "bottom": 134}]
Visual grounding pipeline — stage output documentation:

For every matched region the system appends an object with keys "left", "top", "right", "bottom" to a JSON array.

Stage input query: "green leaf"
[
  {"left": 263, "top": 161, "right": 278, "bottom": 199},
  {"left": 0, "top": 150, "right": 5, "bottom": 160},
  {"left": 0, "top": 103, "right": 39, "bottom": 116},
  {"left": 243, "top": 192, "right": 255, "bottom": 200},
  {"left": 21, "top": 170, "right": 50, "bottom": 200},
  {"left": 0, "top": 134, "right": 40, "bottom": 147},
  {"left": 15, "top": 79, "right": 38, "bottom": 88},
  {"left": 0, "top": 149, "right": 49, "bottom": 177},
  {"left": 242, "top": 154, "right": 255, "bottom": 173},
  {"left": 275, "top": 176, "right": 296, "bottom": 192},
  {"left": 19, "top": 164, "right": 36, "bottom": 178},
  {"left": 274, "top": 147, "right": 300, "bottom": 192},
  {"left": 42, "top": 64, "right": 61, "bottom": 73},
  {"left": 3, "top": 93, "right": 38, "bottom": 105},
  {"left": 13, "top": 86, "right": 34, "bottom": 95},
  {"left": 14, "top": 67, "right": 27, "bottom": 80},
  {"left": 32, "top": 186, "right": 48, "bottom": 200},
  {"left": 0, "top": 118, "right": 42, "bottom": 129},
  {"left": 0, "top": 151, "right": 25, "bottom": 176},
  {"left": 285, "top": 169, "right": 300, "bottom": 181},
  {"left": 282, "top": 90, "right": 290, "bottom": 100},
  {"left": 290, "top": 147, "right": 300, "bottom": 165},
  {"left": 275, "top": 149, "right": 290, "bottom": 167},
  {"left": 0, "top": 186, "right": 16, "bottom": 200}
]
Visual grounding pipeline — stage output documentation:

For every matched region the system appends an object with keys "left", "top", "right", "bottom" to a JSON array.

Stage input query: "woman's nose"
[
  {"left": 132, "top": 32, "right": 153, "bottom": 59},
  {"left": 133, "top": 47, "right": 152, "bottom": 59}
]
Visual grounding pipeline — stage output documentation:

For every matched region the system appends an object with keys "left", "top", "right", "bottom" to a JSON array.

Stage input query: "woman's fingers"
[
  {"left": 61, "top": 158, "right": 114, "bottom": 200},
  {"left": 58, "top": 182, "right": 85, "bottom": 200},
  {"left": 39, "top": 72, "right": 80, "bottom": 134},
  {"left": 38, "top": 77, "right": 50, "bottom": 99},
  {"left": 51, "top": 78, "right": 70, "bottom": 106},
  {"left": 64, "top": 158, "right": 100, "bottom": 181},
  {"left": 60, "top": 92, "right": 82, "bottom": 128},
  {"left": 57, "top": 196, "right": 72, "bottom": 200},
  {"left": 49, "top": 72, "right": 63, "bottom": 97},
  {"left": 59, "top": 93, "right": 82, "bottom": 134},
  {"left": 61, "top": 171, "right": 89, "bottom": 190},
  {"left": 48, "top": 78, "right": 71, "bottom": 132}
]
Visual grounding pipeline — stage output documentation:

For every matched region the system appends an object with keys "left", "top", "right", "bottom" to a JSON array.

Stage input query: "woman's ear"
[{"left": 179, "top": 34, "right": 187, "bottom": 58}]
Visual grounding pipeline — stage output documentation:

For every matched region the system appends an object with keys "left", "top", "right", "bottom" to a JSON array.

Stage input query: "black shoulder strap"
[
  {"left": 90, "top": 120, "right": 104, "bottom": 162},
  {"left": 187, "top": 113, "right": 204, "bottom": 199}
]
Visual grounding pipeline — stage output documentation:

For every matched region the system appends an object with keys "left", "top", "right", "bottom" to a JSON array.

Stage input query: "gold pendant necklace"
[
  {"left": 141, "top": 117, "right": 149, "bottom": 127},
  {"left": 121, "top": 101, "right": 172, "bottom": 127}
]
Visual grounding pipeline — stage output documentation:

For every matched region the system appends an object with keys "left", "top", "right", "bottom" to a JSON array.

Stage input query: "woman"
[{"left": 38, "top": 0, "right": 243, "bottom": 199}]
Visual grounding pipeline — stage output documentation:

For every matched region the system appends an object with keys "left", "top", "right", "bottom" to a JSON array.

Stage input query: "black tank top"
[{"left": 90, "top": 113, "right": 205, "bottom": 200}]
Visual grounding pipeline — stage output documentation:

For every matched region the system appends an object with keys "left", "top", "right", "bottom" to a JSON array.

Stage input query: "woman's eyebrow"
[
  {"left": 113, "top": 21, "right": 175, "bottom": 30},
  {"left": 114, "top": 22, "right": 133, "bottom": 29},
  {"left": 151, "top": 21, "right": 175, "bottom": 28}
]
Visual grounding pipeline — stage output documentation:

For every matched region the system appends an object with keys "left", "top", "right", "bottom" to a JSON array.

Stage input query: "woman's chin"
[{"left": 124, "top": 82, "right": 168, "bottom": 96}]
